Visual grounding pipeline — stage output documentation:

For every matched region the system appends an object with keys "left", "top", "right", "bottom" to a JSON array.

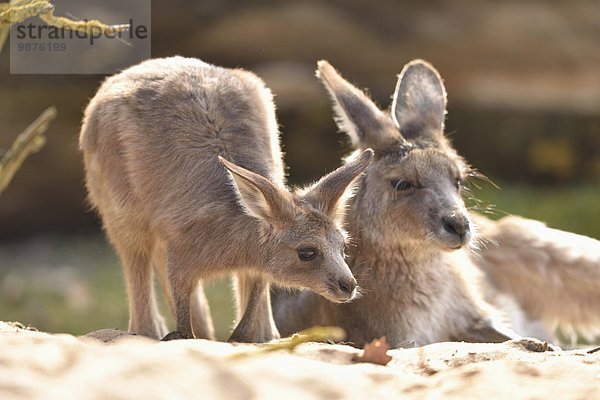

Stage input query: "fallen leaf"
[{"left": 353, "top": 336, "right": 392, "bottom": 366}]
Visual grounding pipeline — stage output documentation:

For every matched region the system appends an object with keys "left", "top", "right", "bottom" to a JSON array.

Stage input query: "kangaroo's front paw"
[
  {"left": 161, "top": 331, "right": 192, "bottom": 341},
  {"left": 507, "top": 337, "right": 561, "bottom": 352}
]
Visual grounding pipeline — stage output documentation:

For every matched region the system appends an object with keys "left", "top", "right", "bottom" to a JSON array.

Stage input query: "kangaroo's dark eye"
[
  {"left": 391, "top": 179, "right": 414, "bottom": 191},
  {"left": 297, "top": 247, "right": 317, "bottom": 261}
]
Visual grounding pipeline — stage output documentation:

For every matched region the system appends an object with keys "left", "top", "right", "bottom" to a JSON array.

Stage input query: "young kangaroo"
[
  {"left": 273, "top": 60, "right": 521, "bottom": 348},
  {"left": 80, "top": 56, "right": 373, "bottom": 342}
]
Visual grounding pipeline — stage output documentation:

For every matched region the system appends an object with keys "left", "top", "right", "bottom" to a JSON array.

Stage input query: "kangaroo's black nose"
[
  {"left": 442, "top": 213, "right": 470, "bottom": 238},
  {"left": 338, "top": 277, "right": 357, "bottom": 295}
]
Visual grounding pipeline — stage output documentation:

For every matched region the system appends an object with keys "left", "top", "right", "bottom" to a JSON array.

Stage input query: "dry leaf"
[{"left": 353, "top": 336, "right": 392, "bottom": 366}]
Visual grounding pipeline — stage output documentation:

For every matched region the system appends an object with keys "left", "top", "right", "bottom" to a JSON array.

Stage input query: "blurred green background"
[{"left": 1, "top": 0, "right": 599, "bottom": 339}]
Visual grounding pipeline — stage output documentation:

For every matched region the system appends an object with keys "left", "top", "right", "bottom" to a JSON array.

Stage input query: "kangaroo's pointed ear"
[
  {"left": 301, "top": 149, "right": 374, "bottom": 220},
  {"left": 317, "top": 61, "right": 401, "bottom": 151},
  {"left": 219, "top": 157, "right": 294, "bottom": 226},
  {"left": 392, "top": 60, "right": 447, "bottom": 143}
]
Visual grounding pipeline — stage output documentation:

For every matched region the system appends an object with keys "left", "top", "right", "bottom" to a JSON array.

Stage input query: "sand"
[{"left": 1, "top": 321, "right": 599, "bottom": 399}]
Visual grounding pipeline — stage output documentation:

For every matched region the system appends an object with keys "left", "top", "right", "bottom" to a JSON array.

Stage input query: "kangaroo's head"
[
  {"left": 220, "top": 149, "right": 373, "bottom": 302},
  {"left": 317, "top": 60, "right": 473, "bottom": 252}
]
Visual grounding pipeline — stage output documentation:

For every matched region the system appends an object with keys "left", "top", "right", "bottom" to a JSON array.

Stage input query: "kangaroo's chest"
[{"left": 350, "top": 255, "right": 470, "bottom": 346}]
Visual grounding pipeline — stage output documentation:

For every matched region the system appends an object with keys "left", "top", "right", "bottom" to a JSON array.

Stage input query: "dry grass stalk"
[
  {"left": 0, "top": 106, "right": 57, "bottom": 195},
  {"left": 230, "top": 326, "right": 346, "bottom": 359},
  {"left": 0, "top": 0, "right": 129, "bottom": 52}
]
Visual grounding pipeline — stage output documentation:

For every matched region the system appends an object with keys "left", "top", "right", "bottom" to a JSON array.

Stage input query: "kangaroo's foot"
[
  {"left": 161, "top": 330, "right": 192, "bottom": 341},
  {"left": 230, "top": 275, "right": 280, "bottom": 343},
  {"left": 454, "top": 317, "right": 519, "bottom": 344},
  {"left": 228, "top": 321, "right": 280, "bottom": 343}
]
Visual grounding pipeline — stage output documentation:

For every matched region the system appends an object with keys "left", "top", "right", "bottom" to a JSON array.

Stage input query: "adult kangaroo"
[
  {"left": 273, "top": 60, "right": 520, "bottom": 348},
  {"left": 274, "top": 59, "right": 600, "bottom": 347}
]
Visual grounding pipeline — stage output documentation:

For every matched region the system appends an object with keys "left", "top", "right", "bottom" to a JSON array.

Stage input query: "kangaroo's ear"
[
  {"left": 301, "top": 149, "right": 374, "bottom": 220},
  {"left": 219, "top": 157, "right": 294, "bottom": 226},
  {"left": 392, "top": 60, "right": 447, "bottom": 143},
  {"left": 317, "top": 61, "right": 401, "bottom": 151}
]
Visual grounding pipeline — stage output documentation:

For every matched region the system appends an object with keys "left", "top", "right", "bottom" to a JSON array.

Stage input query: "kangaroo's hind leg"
[
  {"left": 164, "top": 243, "right": 206, "bottom": 339},
  {"left": 229, "top": 274, "right": 280, "bottom": 343},
  {"left": 155, "top": 242, "right": 215, "bottom": 340},
  {"left": 190, "top": 284, "right": 215, "bottom": 340},
  {"left": 108, "top": 226, "right": 167, "bottom": 339}
]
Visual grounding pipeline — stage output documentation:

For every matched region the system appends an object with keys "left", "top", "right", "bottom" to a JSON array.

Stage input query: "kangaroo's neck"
[
  {"left": 353, "top": 241, "right": 446, "bottom": 285},
  {"left": 236, "top": 214, "right": 274, "bottom": 268},
  {"left": 184, "top": 210, "right": 267, "bottom": 271},
  {"left": 349, "top": 221, "right": 441, "bottom": 266}
]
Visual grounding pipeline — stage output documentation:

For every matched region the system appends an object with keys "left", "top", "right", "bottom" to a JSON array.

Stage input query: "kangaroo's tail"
[{"left": 473, "top": 214, "right": 600, "bottom": 342}]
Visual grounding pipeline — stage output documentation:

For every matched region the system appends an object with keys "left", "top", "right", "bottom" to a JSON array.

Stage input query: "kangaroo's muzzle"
[{"left": 440, "top": 211, "right": 471, "bottom": 248}]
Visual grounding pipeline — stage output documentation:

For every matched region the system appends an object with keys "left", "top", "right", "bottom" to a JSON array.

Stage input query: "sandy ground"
[{"left": 1, "top": 321, "right": 599, "bottom": 400}]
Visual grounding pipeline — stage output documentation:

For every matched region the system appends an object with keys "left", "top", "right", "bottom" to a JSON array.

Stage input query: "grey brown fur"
[
  {"left": 474, "top": 213, "right": 600, "bottom": 341},
  {"left": 273, "top": 60, "right": 521, "bottom": 348},
  {"left": 275, "top": 59, "right": 600, "bottom": 347},
  {"left": 80, "top": 56, "right": 373, "bottom": 342}
]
